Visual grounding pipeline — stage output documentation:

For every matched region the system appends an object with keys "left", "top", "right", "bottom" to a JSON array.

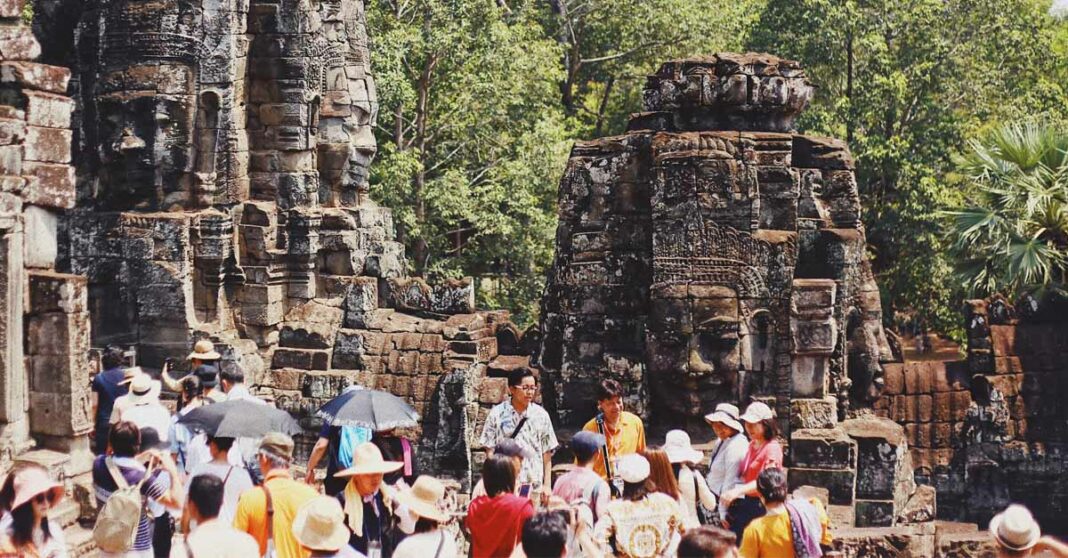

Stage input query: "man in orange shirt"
[
  {"left": 234, "top": 432, "right": 319, "bottom": 558},
  {"left": 739, "top": 468, "right": 831, "bottom": 558},
  {"left": 582, "top": 379, "right": 646, "bottom": 486}
]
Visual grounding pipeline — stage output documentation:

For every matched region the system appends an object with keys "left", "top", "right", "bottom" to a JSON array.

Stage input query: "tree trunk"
[{"left": 411, "top": 54, "right": 437, "bottom": 274}]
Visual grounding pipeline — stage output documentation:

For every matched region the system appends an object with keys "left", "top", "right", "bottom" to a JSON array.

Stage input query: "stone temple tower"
[{"left": 538, "top": 54, "right": 923, "bottom": 528}]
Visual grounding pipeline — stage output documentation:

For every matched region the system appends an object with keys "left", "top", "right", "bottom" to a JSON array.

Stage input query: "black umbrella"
[
  {"left": 316, "top": 388, "right": 420, "bottom": 430},
  {"left": 177, "top": 399, "right": 303, "bottom": 438}
]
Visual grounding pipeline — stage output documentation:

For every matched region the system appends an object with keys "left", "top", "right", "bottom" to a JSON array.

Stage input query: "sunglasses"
[{"left": 33, "top": 493, "right": 54, "bottom": 505}]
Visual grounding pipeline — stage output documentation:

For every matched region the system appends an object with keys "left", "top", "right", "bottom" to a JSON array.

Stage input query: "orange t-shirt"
[
  {"left": 739, "top": 499, "right": 832, "bottom": 558},
  {"left": 233, "top": 469, "right": 318, "bottom": 558}
]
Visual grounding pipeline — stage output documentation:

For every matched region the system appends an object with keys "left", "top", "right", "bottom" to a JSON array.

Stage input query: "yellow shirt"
[
  {"left": 582, "top": 411, "right": 646, "bottom": 479},
  {"left": 233, "top": 469, "right": 318, "bottom": 558},
  {"left": 739, "top": 499, "right": 832, "bottom": 558}
]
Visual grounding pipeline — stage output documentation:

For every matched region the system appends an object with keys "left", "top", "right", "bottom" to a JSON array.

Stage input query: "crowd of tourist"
[{"left": 0, "top": 343, "right": 1062, "bottom": 557}]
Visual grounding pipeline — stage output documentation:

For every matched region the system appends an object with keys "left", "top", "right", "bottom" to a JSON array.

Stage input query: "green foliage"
[
  {"left": 944, "top": 122, "right": 1068, "bottom": 297},
  {"left": 367, "top": 0, "right": 571, "bottom": 327},
  {"left": 748, "top": 0, "right": 1068, "bottom": 336}
]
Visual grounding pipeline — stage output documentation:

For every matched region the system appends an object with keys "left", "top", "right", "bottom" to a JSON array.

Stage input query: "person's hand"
[
  {"left": 720, "top": 488, "right": 738, "bottom": 508},
  {"left": 537, "top": 486, "right": 551, "bottom": 507},
  {"left": 303, "top": 469, "right": 316, "bottom": 485}
]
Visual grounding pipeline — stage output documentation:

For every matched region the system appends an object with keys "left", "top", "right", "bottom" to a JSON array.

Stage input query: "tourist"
[
  {"left": 139, "top": 427, "right": 176, "bottom": 558},
  {"left": 593, "top": 453, "right": 686, "bottom": 558},
  {"left": 738, "top": 468, "right": 830, "bottom": 558},
  {"left": 172, "top": 474, "right": 259, "bottom": 558},
  {"left": 220, "top": 364, "right": 262, "bottom": 403},
  {"left": 465, "top": 453, "right": 534, "bottom": 558},
  {"left": 678, "top": 526, "right": 739, "bottom": 558},
  {"left": 720, "top": 402, "right": 783, "bottom": 540},
  {"left": 519, "top": 512, "right": 568, "bottom": 558},
  {"left": 183, "top": 436, "right": 253, "bottom": 525},
  {"left": 392, "top": 476, "right": 458, "bottom": 558},
  {"left": 704, "top": 404, "right": 747, "bottom": 523},
  {"left": 233, "top": 432, "right": 318, "bottom": 558},
  {"left": 109, "top": 367, "right": 149, "bottom": 425},
  {"left": 169, "top": 375, "right": 210, "bottom": 476},
  {"left": 989, "top": 504, "right": 1068, "bottom": 558},
  {"left": 641, "top": 447, "right": 680, "bottom": 501},
  {"left": 552, "top": 431, "right": 610, "bottom": 525},
  {"left": 0, "top": 464, "right": 67, "bottom": 557},
  {"left": 194, "top": 364, "right": 226, "bottom": 403},
  {"left": 478, "top": 368, "right": 558, "bottom": 504},
  {"left": 664, "top": 429, "right": 718, "bottom": 529},
  {"left": 372, "top": 430, "right": 418, "bottom": 488},
  {"left": 582, "top": 379, "right": 646, "bottom": 488},
  {"left": 334, "top": 442, "right": 405, "bottom": 557},
  {"left": 162, "top": 340, "right": 222, "bottom": 393},
  {"left": 471, "top": 439, "right": 531, "bottom": 499},
  {"left": 293, "top": 497, "right": 365, "bottom": 558},
  {"left": 92, "top": 345, "right": 129, "bottom": 454},
  {"left": 116, "top": 374, "right": 171, "bottom": 441},
  {"left": 93, "top": 421, "right": 184, "bottom": 558},
  {"left": 306, "top": 386, "right": 373, "bottom": 496}
]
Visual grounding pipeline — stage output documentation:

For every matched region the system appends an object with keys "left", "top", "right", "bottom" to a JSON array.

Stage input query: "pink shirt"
[{"left": 739, "top": 439, "right": 783, "bottom": 483}]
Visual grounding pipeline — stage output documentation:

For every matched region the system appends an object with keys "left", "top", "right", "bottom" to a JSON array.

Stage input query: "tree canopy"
[{"left": 367, "top": 0, "right": 1068, "bottom": 333}]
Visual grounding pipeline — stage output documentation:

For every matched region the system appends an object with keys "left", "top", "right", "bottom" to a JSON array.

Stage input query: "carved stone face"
[
  {"left": 647, "top": 285, "right": 741, "bottom": 417},
  {"left": 92, "top": 65, "right": 197, "bottom": 210}
]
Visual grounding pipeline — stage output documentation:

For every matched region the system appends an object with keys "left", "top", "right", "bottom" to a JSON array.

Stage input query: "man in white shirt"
[
  {"left": 704, "top": 403, "right": 748, "bottom": 521},
  {"left": 119, "top": 373, "right": 171, "bottom": 439},
  {"left": 173, "top": 473, "right": 259, "bottom": 557}
]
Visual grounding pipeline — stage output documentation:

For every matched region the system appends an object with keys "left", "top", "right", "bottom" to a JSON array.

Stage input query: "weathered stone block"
[
  {"left": 22, "top": 90, "right": 71, "bottom": 128},
  {"left": 22, "top": 161, "right": 74, "bottom": 209},
  {"left": 788, "top": 467, "right": 856, "bottom": 504},
  {"left": 789, "top": 397, "right": 837, "bottom": 429},
  {"left": 24, "top": 126, "right": 71, "bottom": 163},
  {"left": 0, "top": 25, "right": 39, "bottom": 61},
  {"left": 0, "top": 62, "right": 69, "bottom": 94},
  {"left": 23, "top": 205, "right": 56, "bottom": 268},
  {"left": 791, "top": 427, "right": 857, "bottom": 469},
  {"left": 854, "top": 500, "right": 895, "bottom": 527}
]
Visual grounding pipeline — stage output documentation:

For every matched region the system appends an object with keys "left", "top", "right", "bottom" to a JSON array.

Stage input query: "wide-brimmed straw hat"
[
  {"left": 740, "top": 402, "right": 775, "bottom": 423},
  {"left": 117, "top": 366, "right": 143, "bottom": 386},
  {"left": 292, "top": 496, "right": 350, "bottom": 552},
  {"left": 663, "top": 430, "right": 704, "bottom": 464},
  {"left": 187, "top": 339, "right": 222, "bottom": 361},
  {"left": 989, "top": 504, "right": 1041, "bottom": 551},
  {"left": 335, "top": 442, "right": 403, "bottom": 477},
  {"left": 704, "top": 403, "right": 744, "bottom": 433},
  {"left": 9, "top": 467, "right": 63, "bottom": 510},
  {"left": 126, "top": 374, "right": 161, "bottom": 405},
  {"left": 395, "top": 476, "right": 448, "bottom": 523}
]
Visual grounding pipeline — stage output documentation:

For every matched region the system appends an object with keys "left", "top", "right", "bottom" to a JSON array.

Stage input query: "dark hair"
[
  {"left": 0, "top": 463, "right": 28, "bottom": 513},
  {"left": 180, "top": 375, "right": 202, "bottom": 399},
  {"left": 752, "top": 418, "right": 782, "bottom": 442},
  {"left": 756, "top": 467, "right": 788, "bottom": 503},
  {"left": 678, "top": 526, "right": 737, "bottom": 558},
  {"left": 522, "top": 511, "right": 569, "bottom": 557},
  {"left": 572, "top": 441, "right": 599, "bottom": 465},
  {"left": 109, "top": 421, "right": 141, "bottom": 457},
  {"left": 481, "top": 453, "right": 518, "bottom": 497},
  {"left": 189, "top": 474, "right": 225, "bottom": 520},
  {"left": 219, "top": 364, "right": 244, "bottom": 385},
  {"left": 10, "top": 500, "right": 51, "bottom": 548},
  {"left": 101, "top": 345, "right": 126, "bottom": 370},
  {"left": 208, "top": 436, "right": 235, "bottom": 452},
  {"left": 595, "top": 379, "right": 623, "bottom": 402},
  {"left": 414, "top": 517, "right": 439, "bottom": 534},
  {"left": 622, "top": 479, "right": 656, "bottom": 502},
  {"left": 507, "top": 368, "right": 536, "bottom": 388}
]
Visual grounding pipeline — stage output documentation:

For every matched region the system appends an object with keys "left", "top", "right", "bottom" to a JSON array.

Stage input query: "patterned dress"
[
  {"left": 478, "top": 401, "right": 559, "bottom": 488},
  {"left": 593, "top": 492, "right": 686, "bottom": 558}
]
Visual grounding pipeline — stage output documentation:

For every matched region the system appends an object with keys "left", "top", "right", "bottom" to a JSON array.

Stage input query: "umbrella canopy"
[
  {"left": 178, "top": 399, "right": 302, "bottom": 438},
  {"left": 316, "top": 388, "right": 420, "bottom": 430}
]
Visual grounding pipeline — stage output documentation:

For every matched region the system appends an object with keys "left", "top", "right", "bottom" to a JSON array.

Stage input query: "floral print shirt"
[
  {"left": 479, "top": 400, "right": 559, "bottom": 488},
  {"left": 593, "top": 492, "right": 686, "bottom": 558}
]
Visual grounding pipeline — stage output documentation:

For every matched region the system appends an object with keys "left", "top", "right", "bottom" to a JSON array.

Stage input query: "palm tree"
[{"left": 944, "top": 122, "right": 1068, "bottom": 298}]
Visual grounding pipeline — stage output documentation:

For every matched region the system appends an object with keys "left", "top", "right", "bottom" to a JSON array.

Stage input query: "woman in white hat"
[
  {"left": 663, "top": 430, "right": 718, "bottom": 529},
  {"left": 0, "top": 463, "right": 67, "bottom": 557},
  {"left": 720, "top": 402, "right": 783, "bottom": 541},
  {"left": 294, "top": 496, "right": 363, "bottom": 558},
  {"left": 392, "top": 476, "right": 458, "bottom": 558},
  {"left": 989, "top": 504, "right": 1068, "bottom": 557},
  {"left": 334, "top": 442, "right": 404, "bottom": 557},
  {"left": 704, "top": 403, "right": 748, "bottom": 524},
  {"left": 592, "top": 453, "right": 686, "bottom": 558}
]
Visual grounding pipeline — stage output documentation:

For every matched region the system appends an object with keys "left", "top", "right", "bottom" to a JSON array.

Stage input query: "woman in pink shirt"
[{"left": 719, "top": 401, "right": 783, "bottom": 540}]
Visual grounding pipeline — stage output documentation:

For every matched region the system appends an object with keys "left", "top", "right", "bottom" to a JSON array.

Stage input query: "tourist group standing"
[{"left": 0, "top": 344, "right": 1062, "bottom": 558}]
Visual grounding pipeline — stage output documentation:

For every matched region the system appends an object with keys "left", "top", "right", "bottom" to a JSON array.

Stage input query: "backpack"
[
  {"left": 93, "top": 457, "right": 152, "bottom": 553},
  {"left": 336, "top": 425, "right": 372, "bottom": 469}
]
